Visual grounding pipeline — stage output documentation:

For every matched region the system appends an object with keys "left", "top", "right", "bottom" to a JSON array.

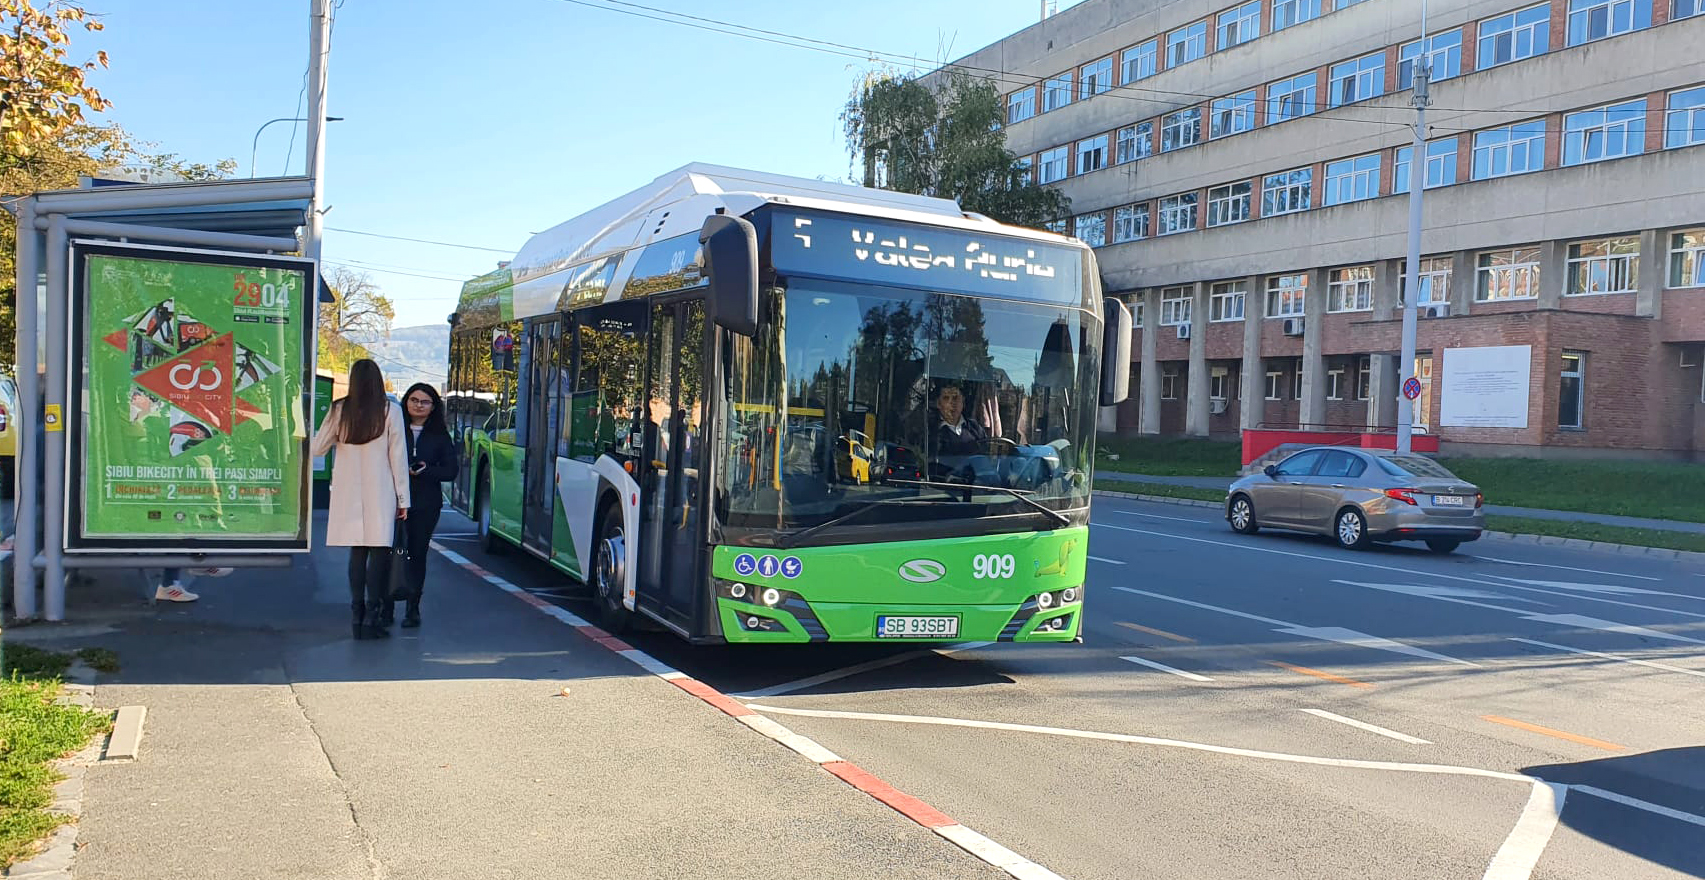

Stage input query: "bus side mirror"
[
  {"left": 1099, "top": 297, "right": 1132, "bottom": 406},
  {"left": 700, "top": 214, "right": 758, "bottom": 337}
]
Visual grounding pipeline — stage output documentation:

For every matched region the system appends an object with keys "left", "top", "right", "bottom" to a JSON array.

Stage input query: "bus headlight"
[
  {"left": 1061, "top": 587, "right": 1078, "bottom": 604},
  {"left": 730, "top": 582, "right": 748, "bottom": 600},
  {"left": 1037, "top": 591, "right": 1054, "bottom": 610},
  {"left": 761, "top": 588, "right": 781, "bottom": 607}
]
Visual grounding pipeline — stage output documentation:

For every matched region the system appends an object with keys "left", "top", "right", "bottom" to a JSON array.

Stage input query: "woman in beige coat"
[{"left": 311, "top": 359, "right": 410, "bottom": 639}]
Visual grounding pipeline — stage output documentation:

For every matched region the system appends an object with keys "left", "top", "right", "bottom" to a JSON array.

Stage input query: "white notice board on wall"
[{"left": 1440, "top": 345, "right": 1532, "bottom": 429}]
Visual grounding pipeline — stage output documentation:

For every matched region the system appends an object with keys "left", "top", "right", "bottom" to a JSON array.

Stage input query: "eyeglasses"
[{"left": 406, "top": 397, "right": 433, "bottom": 406}]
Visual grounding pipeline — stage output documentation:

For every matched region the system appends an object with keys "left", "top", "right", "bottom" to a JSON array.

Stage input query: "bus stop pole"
[
  {"left": 11, "top": 198, "right": 39, "bottom": 620},
  {"left": 43, "top": 216, "right": 69, "bottom": 621}
]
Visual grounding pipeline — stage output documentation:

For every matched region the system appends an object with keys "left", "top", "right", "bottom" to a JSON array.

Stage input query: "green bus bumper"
[{"left": 715, "top": 591, "right": 1084, "bottom": 644}]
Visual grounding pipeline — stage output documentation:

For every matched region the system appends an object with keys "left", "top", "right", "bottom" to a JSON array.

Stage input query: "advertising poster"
[
  {"left": 69, "top": 242, "right": 313, "bottom": 551},
  {"left": 1440, "top": 345, "right": 1533, "bottom": 429}
]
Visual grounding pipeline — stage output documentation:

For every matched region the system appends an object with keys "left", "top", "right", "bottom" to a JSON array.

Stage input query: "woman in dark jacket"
[{"left": 384, "top": 382, "right": 458, "bottom": 628}]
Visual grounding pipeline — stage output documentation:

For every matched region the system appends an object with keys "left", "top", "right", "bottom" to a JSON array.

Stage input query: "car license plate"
[
  {"left": 1432, "top": 495, "right": 1466, "bottom": 506},
  {"left": 876, "top": 615, "right": 959, "bottom": 638}
]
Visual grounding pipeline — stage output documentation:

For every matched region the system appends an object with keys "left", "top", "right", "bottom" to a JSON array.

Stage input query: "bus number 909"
[{"left": 972, "top": 554, "right": 1015, "bottom": 580}]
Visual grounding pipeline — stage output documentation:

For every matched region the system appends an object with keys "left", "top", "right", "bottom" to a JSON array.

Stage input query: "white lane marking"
[
  {"left": 934, "top": 825, "right": 1067, "bottom": 880},
  {"left": 1573, "top": 785, "right": 1705, "bottom": 829},
  {"left": 1112, "top": 510, "right": 1214, "bottom": 524},
  {"left": 1335, "top": 580, "right": 1705, "bottom": 646},
  {"left": 1498, "top": 576, "right": 1705, "bottom": 600},
  {"left": 1490, "top": 582, "right": 1705, "bottom": 620},
  {"left": 736, "top": 714, "right": 843, "bottom": 764},
  {"left": 1299, "top": 708, "right": 1431, "bottom": 744},
  {"left": 1113, "top": 586, "right": 1477, "bottom": 666},
  {"left": 1119, "top": 655, "right": 1214, "bottom": 682},
  {"left": 729, "top": 642, "right": 991, "bottom": 700},
  {"left": 1087, "top": 555, "right": 1127, "bottom": 565},
  {"left": 1470, "top": 556, "right": 1664, "bottom": 581},
  {"left": 1509, "top": 637, "right": 1705, "bottom": 678},
  {"left": 1482, "top": 781, "right": 1568, "bottom": 880}
]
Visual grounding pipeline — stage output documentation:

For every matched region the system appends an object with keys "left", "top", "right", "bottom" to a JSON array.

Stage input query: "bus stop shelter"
[{"left": 8, "top": 176, "right": 321, "bottom": 621}]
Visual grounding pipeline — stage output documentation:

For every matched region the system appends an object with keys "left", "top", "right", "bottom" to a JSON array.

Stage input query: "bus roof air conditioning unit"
[
  {"left": 1176, "top": 323, "right": 1191, "bottom": 340},
  {"left": 1282, "top": 317, "right": 1304, "bottom": 336}
]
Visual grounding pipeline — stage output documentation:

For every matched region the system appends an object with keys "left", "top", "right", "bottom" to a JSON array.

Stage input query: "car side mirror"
[{"left": 1263, "top": 464, "right": 1278, "bottom": 478}]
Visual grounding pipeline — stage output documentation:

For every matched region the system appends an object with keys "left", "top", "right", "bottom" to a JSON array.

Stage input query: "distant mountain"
[{"left": 346, "top": 324, "right": 448, "bottom": 392}]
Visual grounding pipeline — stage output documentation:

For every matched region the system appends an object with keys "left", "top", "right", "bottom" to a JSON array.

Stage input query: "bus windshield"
[{"left": 719, "top": 279, "right": 1098, "bottom": 542}]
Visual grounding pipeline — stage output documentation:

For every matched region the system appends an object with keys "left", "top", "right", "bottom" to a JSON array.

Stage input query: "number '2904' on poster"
[{"left": 70, "top": 242, "right": 313, "bottom": 551}]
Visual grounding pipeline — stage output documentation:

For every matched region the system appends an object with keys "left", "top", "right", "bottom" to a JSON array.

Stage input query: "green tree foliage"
[
  {"left": 842, "top": 70, "right": 1070, "bottom": 229},
  {"left": 0, "top": 0, "right": 111, "bottom": 159}
]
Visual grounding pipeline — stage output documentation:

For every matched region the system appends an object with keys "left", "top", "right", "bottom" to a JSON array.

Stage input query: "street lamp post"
[
  {"left": 250, "top": 116, "right": 343, "bottom": 178},
  {"left": 1396, "top": 1, "right": 1431, "bottom": 454}
]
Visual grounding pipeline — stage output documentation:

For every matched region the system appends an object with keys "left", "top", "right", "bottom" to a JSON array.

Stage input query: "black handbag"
[{"left": 386, "top": 520, "right": 413, "bottom": 601}]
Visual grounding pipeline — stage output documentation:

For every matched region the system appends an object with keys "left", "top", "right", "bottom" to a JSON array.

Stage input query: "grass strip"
[
  {"left": 0, "top": 649, "right": 113, "bottom": 868},
  {"left": 1483, "top": 516, "right": 1705, "bottom": 555},
  {"left": 1441, "top": 458, "right": 1705, "bottom": 524},
  {"left": 1094, "top": 480, "right": 1225, "bottom": 504},
  {"left": 1095, "top": 435, "right": 1241, "bottom": 477}
]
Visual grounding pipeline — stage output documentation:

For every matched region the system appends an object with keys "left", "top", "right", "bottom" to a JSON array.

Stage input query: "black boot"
[
  {"left": 352, "top": 602, "right": 370, "bottom": 640},
  {"left": 401, "top": 599, "right": 420, "bottom": 628},
  {"left": 366, "top": 601, "right": 391, "bottom": 638},
  {"left": 378, "top": 600, "right": 397, "bottom": 628}
]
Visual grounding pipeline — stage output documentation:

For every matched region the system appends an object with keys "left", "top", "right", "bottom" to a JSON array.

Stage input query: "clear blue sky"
[{"left": 74, "top": 0, "right": 1083, "bottom": 330}]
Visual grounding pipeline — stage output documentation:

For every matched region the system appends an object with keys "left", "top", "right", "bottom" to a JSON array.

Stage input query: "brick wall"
[
  {"left": 1662, "top": 290, "right": 1705, "bottom": 342},
  {"left": 1560, "top": 293, "right": 1638, "bottom": 315}
]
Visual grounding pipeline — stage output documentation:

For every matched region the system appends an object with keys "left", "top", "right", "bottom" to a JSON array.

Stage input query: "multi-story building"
[{"left": 932, "top": 0, "right": 1705, "bottom": 458}]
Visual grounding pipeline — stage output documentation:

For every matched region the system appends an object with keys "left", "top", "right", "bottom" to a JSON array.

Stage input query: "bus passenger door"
[
  {"left": 637, "top": 298, "right": 707, "bottom": 631},
  {"left": 521, "top": 318, "right": 561, "bottom": 555}
]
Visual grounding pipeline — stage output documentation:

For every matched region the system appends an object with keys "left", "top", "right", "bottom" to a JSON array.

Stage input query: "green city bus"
[{"left": 444, "top": 164, "right": 1130, "bottom": 643}]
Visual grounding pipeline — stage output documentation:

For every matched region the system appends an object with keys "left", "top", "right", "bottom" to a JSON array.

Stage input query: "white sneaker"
[
  {"left": 188, "top": 567, "right": 233, "bottom": 577},
  {"left": 156, "top": 583, "right": 199, "bottom": 602}
]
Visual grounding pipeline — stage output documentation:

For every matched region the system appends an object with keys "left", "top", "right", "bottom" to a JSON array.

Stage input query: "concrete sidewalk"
[
  {"left": 1094, "top": 470, "right": 1705, "bottom": 535},
  {"left": 4, "top": 515, "right": 1001, "bottom": 880}
]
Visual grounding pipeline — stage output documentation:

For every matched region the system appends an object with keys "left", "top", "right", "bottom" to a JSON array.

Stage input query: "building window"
[
  {"left": 1073, "top": 213, "right": 1107, "bottom": 247},
  {"left": 1268, "top": 73, "right": 1318, "bottom": 122},
  {"left": 1123, "top": 40, "right": 1158, "bottom": 83},
  {"left": 1116, "top": 122, "right": 1154, "bottom": 163},
  {"left": 1162, "top": 369, "right": 1180, "bottom": 399},
  {"left": 1160, "top": 287, "right": 1193, "bottom": 326},
  {"left": 1399, "top": 30, "right": 1463, "bottom": 89},
  {"left": 1356, "top": 356, "right": 1373, "bottom": 400},
  {"left": 1207, "top": 182, "right": 1252, "bottom": 227},
  {"left": 1210, "top": 367, "right": 1232, "bottom": 400},
  {"left": 1080, "top": 58, "right": 1113, "bottom": 99},
  {"left": 1395, "top": 138, "right": 1459, "bottom": 192},
  {"left": 1167, "top": 21, "right": 1208, "bottom": 67},
  {"left": 1129, "top": 298, "right": 1145, "bottom": 328},
  {"left": 1272, "top": 0, "right": 1321, "bottom": 31},
  {"left": 1672, "top": 229, "right": 1705, "bottom": 288},
  {"left": 1326, "top": 367, "right": 1345, "bottom": 400},
  {"left": 1043, "top": 218, "right": 1067, "bottom": 235},
  {"left": 1667, "top": 86, "right": 1705, "bottom": 149},
  {"left": 1015, "top": 155, "right": 1034, "bottom": 184},
  {"left": 1262, "top": 168, "right": 1312, "bottom": 216},
  {"left": 1113, "top": 204, "right": 1151, "bottom": 242},
  {"left": 1162, "top": 108, "right": 1202, "bottom": 152},
  {"left": 1077, "top": 135, "right": 1108, "bottom": 174},
  {"left": 1401, "top": 257, "right": 1453, "bottom": 305},
  {"left": 1567, "top": 0, "right": 1649, "bottom": 45},
  {"left": 1324, "top": 154, "right": 1380, "bottom": 206},
  {"left": 1559, "top": 352, "right": 1586, "bottom": 429},
  {"left": 1218, "top": 1, "right": 1261, "bottom": 49},
  {"left": 1211, "top": 91, "right": 1257, "bottom": 138},
  {"left": 1330, "top": 54, "right": 1385, "bottom": 107},
  {"left": 1564, "top": 99, "right": 1647, "bottom": 165},
  {"left": 1294, "top": 367, "right": 1304, "bottom": 401},
  {"left": 1473, "top": 120, "right": 1546, "bottom": 179},
  {"left": 1265, "top": 371, "right": 1284, "bottom": 400},
  {"left": 1678, "top": 0, "right": 1705, "bottom": 18},
  {"left": 1043, "top": 73, "right": 1073, "bottom": 112},
  {"left": 1477, "top": 247, "right": 1543, "bottom": 301},
  {"left": 1328, "top": 266, "right": 1374, "bottom": 312},
  {"left": 1566, "top": 236, "right": 1640, "bottom": 295},
  {"left": 1158, "top": 193, "right": 1199, "bottom": 235},
  {"left": 1007, "top": 89, "right": 1036, "bottom": 125},
  {"left": 1038, "top": 147, "right": 1069, "bottom": 184},
  {"left": 1479, "top": 4, "right": 1550, "bottom": 69},
  {"left": 1210, "top": 281, "right": 1247, "bottom": 322},
  {"left": 1266, "top": 273, "right": 1308, "bottom": 317}
]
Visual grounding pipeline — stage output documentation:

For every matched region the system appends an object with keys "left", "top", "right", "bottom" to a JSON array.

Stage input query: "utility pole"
[
  {"left": 1396, "top": 1, "right": 1430, "bottom": 454},
  {"left": 304, "top": 0, "right": 332, "bottom": 263}
]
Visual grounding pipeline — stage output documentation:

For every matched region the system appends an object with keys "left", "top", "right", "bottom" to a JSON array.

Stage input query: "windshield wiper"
[
  {"left": 884, "top": 478, "right": 1071, "bottom": 528},
  {"left": 776, "top": 495, "right": 949, "bottom": 549}
]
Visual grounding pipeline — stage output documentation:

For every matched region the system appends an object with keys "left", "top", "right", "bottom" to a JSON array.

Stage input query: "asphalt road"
[{"left": 437, "top": 495, "right": 1705, "bottom": 880}]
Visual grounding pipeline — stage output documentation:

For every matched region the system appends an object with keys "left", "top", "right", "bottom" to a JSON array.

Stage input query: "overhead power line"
[{"left": 325, "top": 226, "right": 515, "bottom": 253}]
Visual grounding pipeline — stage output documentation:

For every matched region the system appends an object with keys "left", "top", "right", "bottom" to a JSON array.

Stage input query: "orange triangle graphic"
[
  {"left": 103, "top": 330, "right": 128, "bottom": 351},
  {"left": 135, "top": 333, "right": 236, "bottom": 433}
]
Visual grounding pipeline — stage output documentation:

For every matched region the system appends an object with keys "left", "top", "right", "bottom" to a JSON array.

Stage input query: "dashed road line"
[
  {"left": 1508, "top": 637, "right": 1705, "bottom": 679},
  {"left": 1119, "top": 655, "right": 1214, "bottom": 682},
  {"left": 1087, "top": 554, "right": 1126, "bottom": 565},
  {"left": 1573, "top": 785, "right": 1705, "bottom": 829},
  {"left": 1299, "top": 708, "right": 1430, "bottom": 744},
  {"left": 1265, "top": 660, "right": 1374, "bottom": 688},
  {"left": 1471, "top": 556, "right": 1663, "bottom": 581},
  {"left": 1114, "top": 621, "right": 1195, "bottom": 643},
  {"left": 1481, "top": 715, "right": 1625, "bottom": 752},
  {"left": 429, "top": 541, "right": 1062, "bottom": 880}
]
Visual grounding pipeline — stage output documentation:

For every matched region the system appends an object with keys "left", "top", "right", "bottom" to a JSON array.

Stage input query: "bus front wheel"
[
  {"left": 591, "top": 503, "right": 632, "bottom": 633},
  {"left": 475, "top": 468, "right": 506, "bottom": 556}
]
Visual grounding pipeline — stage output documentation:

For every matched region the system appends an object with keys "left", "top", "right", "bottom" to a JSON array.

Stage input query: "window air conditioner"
[
  {"left": 1281, "top": 317, "right": 1304, "bottom": 336},
  {"left": 1421, "top": 303, "right": 1449, "bottom": 318},
  {"left": 1209, "top": 398, "right": 1229, "bottom": 414},
  {"left": 1176, "top": 323, "right": 1191, "bottom": 340}
]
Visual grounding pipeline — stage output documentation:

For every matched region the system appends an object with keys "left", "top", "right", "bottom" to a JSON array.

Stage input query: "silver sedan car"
[{"left": 1225, "top": 447, "right": 1484, "bottom": 553}]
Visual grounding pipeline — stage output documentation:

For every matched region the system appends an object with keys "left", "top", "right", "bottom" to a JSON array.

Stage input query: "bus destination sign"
[{"left": 770, "top": 211, "right": 1083, "bottom": 304}]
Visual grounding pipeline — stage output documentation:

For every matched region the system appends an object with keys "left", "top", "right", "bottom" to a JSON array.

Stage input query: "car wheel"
[
  {"left": 1228, "top": 495, "right": 1259, "bottom": 534},
  {"left": 1426, "top": 539, "right": 1461, "bottom": 555},
  {"left": 1335, "top": 507, "right": 1370, "bottom": 550}
]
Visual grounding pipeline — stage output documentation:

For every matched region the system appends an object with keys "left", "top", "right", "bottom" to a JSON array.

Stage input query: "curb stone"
[
  {"left": 6, "top": 663, "right": 102, "bottom": 880},
  {"left": 1091, "top": 490, "right": 1705, "bottom": 565}
]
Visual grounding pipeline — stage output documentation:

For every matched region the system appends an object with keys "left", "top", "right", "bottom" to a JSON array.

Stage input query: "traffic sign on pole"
[{"left": 1402, "top": 377, "right": 1422, "bottom": 400}]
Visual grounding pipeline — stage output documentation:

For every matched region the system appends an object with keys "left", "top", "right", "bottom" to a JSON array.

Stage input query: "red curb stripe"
[
  {"left": 822, "top": 761, "right": 956, "bottom": 829},
  {"left": 670, "top": 677, "right": 756, "bottom": 718}
]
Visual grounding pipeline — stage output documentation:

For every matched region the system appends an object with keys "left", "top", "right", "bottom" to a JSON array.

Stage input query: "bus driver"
[{"left": 932, "top": 382, "right": 989, "bottom": 457}]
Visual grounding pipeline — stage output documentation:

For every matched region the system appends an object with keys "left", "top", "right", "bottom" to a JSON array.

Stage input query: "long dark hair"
[
  {"left": 402, "top": 382, "right": 448, "bottom": 438},
  {"left": 339, "top": 359, "right": 388, "bottom": 445}
]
